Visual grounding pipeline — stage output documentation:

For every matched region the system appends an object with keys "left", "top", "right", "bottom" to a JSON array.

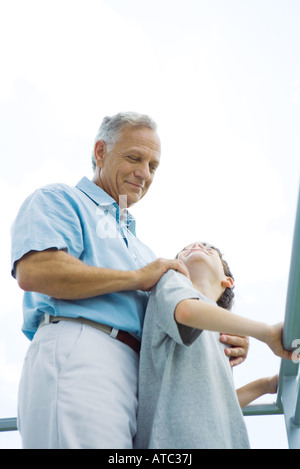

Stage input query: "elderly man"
[{"left": 11, "top": 112, "right": 248, "bottom": 449}]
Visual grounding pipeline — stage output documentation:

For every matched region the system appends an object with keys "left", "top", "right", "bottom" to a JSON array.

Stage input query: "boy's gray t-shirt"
[{"left": 134, "top": 270, "right": 250, "bottom": 449}]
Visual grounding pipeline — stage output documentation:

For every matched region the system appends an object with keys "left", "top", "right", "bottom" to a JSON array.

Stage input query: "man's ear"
[
  {"left": 94, "top": 140, "right": 106, "bottom": 169},
  {"left": 221, "top": 277, "right": 234, "bottom": 289}
]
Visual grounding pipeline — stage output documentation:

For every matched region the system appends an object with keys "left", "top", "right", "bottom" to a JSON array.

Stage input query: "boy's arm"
[
  {"left": 236, "top": 375, "right": 278, "bottom": 408},
  {"left": 175, "top": 299, "right": 293, "bottom": 360}
]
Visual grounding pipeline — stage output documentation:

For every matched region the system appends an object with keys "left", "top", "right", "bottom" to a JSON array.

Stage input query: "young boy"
[{"left": 134, "top": 242, "right": 293, "bottom": 449}]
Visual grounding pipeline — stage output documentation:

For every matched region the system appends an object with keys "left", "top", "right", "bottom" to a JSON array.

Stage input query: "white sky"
[{"left": 0, "top": 0, "right": 300, "bottom": 449}]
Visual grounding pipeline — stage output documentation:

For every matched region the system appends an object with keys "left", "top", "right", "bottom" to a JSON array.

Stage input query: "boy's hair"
[{"left": 176, "top": 242, "right": 235, "bottom": 311}]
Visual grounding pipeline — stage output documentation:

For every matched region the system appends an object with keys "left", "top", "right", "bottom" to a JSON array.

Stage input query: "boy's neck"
[
  {"left": 191, "top": 279, "right": 218, "bottom": 302},
  {"left": 189, "top": 268, "right": 223, "bottom": 303}
]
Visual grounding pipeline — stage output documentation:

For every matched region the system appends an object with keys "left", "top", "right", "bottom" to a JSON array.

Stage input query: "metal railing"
[
  {"left": 275, "top": 183, "right": 300, "bottom": 449},
  {"left": 0, "top": 418, "right": 17, "bottom": 432},
  {"left": 243, "top": 184, "right": 300, "bottom": 449},
  {"left": 1, "top": 185, "right": 300, "bottom": 448}
]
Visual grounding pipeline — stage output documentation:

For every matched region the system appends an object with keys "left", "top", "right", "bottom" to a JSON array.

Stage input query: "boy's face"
[{"left": 177, "top": 242, "right": 230, "bottom": 284}]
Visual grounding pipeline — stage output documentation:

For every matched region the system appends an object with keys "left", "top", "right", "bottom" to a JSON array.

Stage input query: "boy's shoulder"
[
  {"left": 154, "top": 269, "right": 194, "bottom": 293},
  {"left": 146, "top": 270, "right": 209, "bottom": 347},
  {"left": 153, "top": 269, "right": 213, "bottom": 305}
]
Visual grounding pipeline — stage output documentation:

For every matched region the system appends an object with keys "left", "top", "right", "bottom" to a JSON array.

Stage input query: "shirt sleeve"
[
  {"left": 151, "top": 269, "right": 204, "bottom": 346},
  {"left": 11, "top": 186, "right": 84, "bottom": 278}
]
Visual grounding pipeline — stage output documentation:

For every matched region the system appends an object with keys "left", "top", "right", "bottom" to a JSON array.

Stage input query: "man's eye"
[{"left": 127, "top": 155, "right": 138, "bottom": 161}]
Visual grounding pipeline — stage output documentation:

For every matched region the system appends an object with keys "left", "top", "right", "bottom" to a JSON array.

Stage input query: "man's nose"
[{"left": 134, "top": 162, "right": 151, "bottom": 181}]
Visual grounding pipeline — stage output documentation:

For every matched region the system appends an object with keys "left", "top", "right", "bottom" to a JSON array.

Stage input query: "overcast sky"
[{"left": 1, "top": 0, "right": 300, "bottom": 448}]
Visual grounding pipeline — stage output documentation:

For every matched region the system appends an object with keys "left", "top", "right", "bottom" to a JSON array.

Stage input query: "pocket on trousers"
[
  {"left": 23, "top": 340, "right": 40, "bottom": 363},
  {"left": 54, "top": 321, "right": 84, "bottom": 375}
]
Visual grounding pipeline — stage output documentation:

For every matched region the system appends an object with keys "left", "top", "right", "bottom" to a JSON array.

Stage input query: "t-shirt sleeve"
[
  {"left": 151, "top": 269, "right": 204, "bottom": 346},
  {"left": 11, "top": 187, "right": 84, "bottom": 278}
]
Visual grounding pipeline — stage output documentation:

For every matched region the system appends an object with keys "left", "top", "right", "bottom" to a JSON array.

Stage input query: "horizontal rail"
[
  {"left": 0, "top": 418, "right": 17, "bottom": 432},
  {"left": 243, "top": 403, "right": 282, "bottom": 417}
]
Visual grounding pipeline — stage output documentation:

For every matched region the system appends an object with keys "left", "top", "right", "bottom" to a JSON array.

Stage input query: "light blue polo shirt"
[{"left": 11, "top": 177, "right": 156, "bottom": 340}]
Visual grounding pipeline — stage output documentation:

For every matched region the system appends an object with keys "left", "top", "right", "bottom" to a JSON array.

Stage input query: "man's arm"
[
  {"left": 236, "top": 375, "right": 278, "bottom": 408},
  {"left": 175, "top": 298, "right": 293, "bottom": 360},
  {"left": 220, "top": 333, "right": 250, "bottom": 368},
  {"left": 15, "top": 249, "right": 190, "bottom": 299}
]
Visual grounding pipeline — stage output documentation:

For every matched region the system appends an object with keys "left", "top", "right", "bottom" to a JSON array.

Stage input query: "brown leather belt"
[{"left": 38, "top": 315, "right": 141, "bottom": 354}]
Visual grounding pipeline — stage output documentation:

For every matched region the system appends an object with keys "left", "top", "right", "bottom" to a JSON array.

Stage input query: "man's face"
[{"left": 94, "top": 126, "right": 161, "bottom": 207}]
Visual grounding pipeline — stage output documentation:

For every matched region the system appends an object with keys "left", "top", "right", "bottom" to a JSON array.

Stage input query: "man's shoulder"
[
  {"left": 35, "top": 181, "right": 75, "bottom": 195},
  {"left": 27, "top": 182, "right": 79, "bottom": 203},
  {"left": 17, "top": 182, "right": 82, "bottom": 216}
]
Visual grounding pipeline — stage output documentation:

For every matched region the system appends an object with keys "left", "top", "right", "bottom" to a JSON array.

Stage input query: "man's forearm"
[
  {"left": 16, "top": 250, "right": 190, "bottom": 300},
  {"left": 16, "top": 249, "right": 140, "bottom": 300}
]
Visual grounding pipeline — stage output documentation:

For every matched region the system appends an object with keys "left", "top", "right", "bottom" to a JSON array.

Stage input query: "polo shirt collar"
[{"left": 76, "top": 177, "right": 136, "bottom": 235}]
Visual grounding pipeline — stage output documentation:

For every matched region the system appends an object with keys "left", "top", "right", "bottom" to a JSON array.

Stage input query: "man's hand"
[
  {"left": 136, "top": 258, "right": 190, "bottom": 291},
  {"left": 220, "top": 333, "right": 250, "bottom": 367}
]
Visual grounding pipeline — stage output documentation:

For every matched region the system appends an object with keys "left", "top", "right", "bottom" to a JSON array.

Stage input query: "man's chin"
[
  {"left": 126, "top": 196, "right": 140, "bottom": 207},
  {"left": 125, "top": 191, "right": 147, "bottom": 208}
]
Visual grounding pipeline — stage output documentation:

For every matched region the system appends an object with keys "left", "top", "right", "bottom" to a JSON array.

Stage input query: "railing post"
[
  {"left": 277, "top": 183, "right": 300, "bottom": 448},
  {"left": 292, "top": 373, "right": 300, "bottom": 426},
  {"left": 282, "top": 185, "right": 300, "bottom": 351}
]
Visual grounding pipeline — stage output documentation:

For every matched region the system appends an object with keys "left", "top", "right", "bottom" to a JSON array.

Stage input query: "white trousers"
[{"left": 18, "top": 320, "right": 139, "bottom": 449}]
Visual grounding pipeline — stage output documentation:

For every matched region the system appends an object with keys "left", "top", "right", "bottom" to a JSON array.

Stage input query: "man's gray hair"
[{"left": 91, "top": 111, "right": 158, "bottom": 171}]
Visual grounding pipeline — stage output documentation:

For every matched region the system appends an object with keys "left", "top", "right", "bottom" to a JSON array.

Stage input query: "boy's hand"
[
  {"left": 265, "top": 322, "right": 294, "bottom": 360},
  {"left": 220, "top": 334, "right": 250, "bottom": 367},
  {"left": 264, "top": 374, "right": 279, "bottom": 395}
]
